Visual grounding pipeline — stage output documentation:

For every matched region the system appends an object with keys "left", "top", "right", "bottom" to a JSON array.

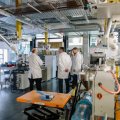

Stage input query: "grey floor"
[{"left": 0, "top": 79, "right": 62, "bottom": 120}]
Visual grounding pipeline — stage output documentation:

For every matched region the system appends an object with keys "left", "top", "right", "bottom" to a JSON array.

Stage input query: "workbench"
[{"left": 16, "top": 90, "right": 71, "bottom": 120}]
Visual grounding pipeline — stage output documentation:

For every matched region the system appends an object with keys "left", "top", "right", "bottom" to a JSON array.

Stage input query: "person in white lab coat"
[
  {"left": 71, "top": 47, "right": 83, "bottom": 88},
  {"left": 28, "top": 48, "right": 43, "bottom": 91},
  {"left": 58, "top": 47, "right": 72, "bottom": 93}
]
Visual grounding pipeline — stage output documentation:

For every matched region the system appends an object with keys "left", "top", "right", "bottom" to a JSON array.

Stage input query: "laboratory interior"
[{"left": 0, "top": 0, "right": 120, "bottom": 120}]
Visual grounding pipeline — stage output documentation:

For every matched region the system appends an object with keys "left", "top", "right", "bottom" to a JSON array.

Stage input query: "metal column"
[
  {"left": 30, "top": 37, "right": 36, "bottom": 51},
  {"left": 83, "top": 33, "right": 90, "bottom": 65},
  {"left": 45, "top": 31, "right": 48, "bottom": 45},
  {"left": 63, "top": 34, "right": 68, "bottom": 52}
]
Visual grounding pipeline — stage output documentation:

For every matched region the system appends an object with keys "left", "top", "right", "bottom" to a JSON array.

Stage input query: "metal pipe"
[
  {"left": 111, "top": 22, "right": 117, "bottom": 33},
  {"left": 0, "top": 9, "right": 13, "bottom": 17},
  {"left": 27, "top": 3, "right": 42, "bottom": 13},
  {"left": 105, "top": 18, "right": 112, "bottom": 38},
  {"left": 104, "top": 113, "right": 107, "bottom": 120},
  {"left": 0, "top": 34, "right": 11, "bottom": 46},
  {"left": 104, "top": 18, "right": 112, "bottom": 48}
]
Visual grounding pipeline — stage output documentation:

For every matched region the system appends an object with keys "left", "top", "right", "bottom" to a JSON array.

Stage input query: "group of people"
[
  {"left": 28, "top": 47, "right": 83, "bottom": 93},
  {"left": 57, "top": 47, "right": 83, "bottom": 93}
]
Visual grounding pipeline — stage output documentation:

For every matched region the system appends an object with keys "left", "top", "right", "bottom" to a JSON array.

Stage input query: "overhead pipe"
[
  {"left": 104, "top": 18, "right": 112, "bottom": 38},
  {"left": 0, "top": 9, "right": 13, "bottom": 17},
  {"left": 111, "top": 21, "right": 117, "bottom": 33},
  {"left": 27, "top": 3, "right": 42, "bottom": 13},
  {"left": 103, "top": 18, "right": 112, "bottom": 49}
]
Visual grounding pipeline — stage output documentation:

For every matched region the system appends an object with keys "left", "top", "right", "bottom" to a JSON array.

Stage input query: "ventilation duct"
[{"left": 49, "top": 23, "right": 101, "bottom": 33}]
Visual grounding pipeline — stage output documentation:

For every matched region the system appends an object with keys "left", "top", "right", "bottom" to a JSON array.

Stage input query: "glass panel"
[
  {"left": 0, "top": 59, "right": 3, "bottom": 64},
  {"left": 0, "top": 55, "right": 3, "bottom": 59},
  {"left": 4, "top": 49, "right": 8, "bottom": 63},
  {"left": 0, "top": 49, "right": 3, "bottom": 54}
]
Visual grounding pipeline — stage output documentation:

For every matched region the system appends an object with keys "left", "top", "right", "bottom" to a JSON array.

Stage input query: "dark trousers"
[
  {"left": 29, "top": 78, "right": 42, "bottom": 91},
  {"left": 58, "top": 78, "right": 70, "bottom": 93},
  {"left": 72, "top": 74, "right": 78, "bottom": 88}
]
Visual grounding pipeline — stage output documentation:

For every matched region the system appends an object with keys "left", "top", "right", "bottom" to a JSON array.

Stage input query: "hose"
[{"left": 98, "top": 71, "right": 120, "bottom": 95}]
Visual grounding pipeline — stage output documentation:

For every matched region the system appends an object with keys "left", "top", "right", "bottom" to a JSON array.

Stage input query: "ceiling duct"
[{"left": 49, "top": 23, "right": 101, "bottom": 33}]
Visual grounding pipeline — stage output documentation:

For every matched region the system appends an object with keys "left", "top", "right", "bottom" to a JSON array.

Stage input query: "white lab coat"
[
  {"left": 28, "top": 53, "right": 43, "bottom": 79},
  {"left": 71, "top": 52, "right": 83, "bottom": 75},
  {"left": 58, "top": 52, "right": 72, "bottom": 79}
]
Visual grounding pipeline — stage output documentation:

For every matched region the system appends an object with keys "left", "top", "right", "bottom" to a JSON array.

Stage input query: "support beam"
[
  {"left": 30, "top": 36, "right": 36, "bottom": 50},
  {"left": 16, "top": 0, "right": 22, "bottom": 39},
  {"left": 83, "top": 33, "right": 90, "bottom": 65},
  {"left": 16, "top": 20, "right": 22, "bottom": 39},
  {"left": 27, "top": 3, "right": 42, "bottom": 13},
  {"left": 16, "top": 0, "right": 22, "bottom": 7},
  {"left": 63, "top": 34, "right": 68, "bottom": 52},
  {"left": 45, "top": 31, "right": 48, "bottom": 44}
]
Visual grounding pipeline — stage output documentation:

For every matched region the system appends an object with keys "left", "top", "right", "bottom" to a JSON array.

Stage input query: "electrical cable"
[{"left": 98, "top": 71, "right": 120, "bottom": 94}]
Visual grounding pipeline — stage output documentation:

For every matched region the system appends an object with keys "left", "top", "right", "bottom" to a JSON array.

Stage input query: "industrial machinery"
[
  {"left": 10, "top": 63, "right": 29, "bottom": 92},
  {"left": 90, "top": 52, "right": 106, "bottom": 66},
  {"left": 92, "top": 71, "right": 115, "bottom": 119}
]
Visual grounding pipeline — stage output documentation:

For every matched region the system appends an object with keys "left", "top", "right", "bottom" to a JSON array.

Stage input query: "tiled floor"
[{"left": 0, "top": 79, "right": 62, "bottom": 120}]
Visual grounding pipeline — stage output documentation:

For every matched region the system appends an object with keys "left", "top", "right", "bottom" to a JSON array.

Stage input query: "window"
[
  {"left": 0, "top": 49, "right": 3, "bottom": 54},
  {"left": 18, "top": 42, "right": 30, "bottom": 54},
  {"left": 90, "top": 36, "right": 98, "bottom": 47},
  {"left": 0, "top": 49, "right": 8, "bottom": 64},
  {"left": 69, "top": 37, "right": 83, "bottom": 46}
]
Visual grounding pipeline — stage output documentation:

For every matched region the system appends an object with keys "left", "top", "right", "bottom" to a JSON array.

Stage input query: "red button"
[{"left": 97, "top": 93, "right": 102, "bottom": 100}]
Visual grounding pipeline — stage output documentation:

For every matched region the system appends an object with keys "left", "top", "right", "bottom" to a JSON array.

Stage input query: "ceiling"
[{"left": 0, "top": 0, "right": 119, "bottom": 40}]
